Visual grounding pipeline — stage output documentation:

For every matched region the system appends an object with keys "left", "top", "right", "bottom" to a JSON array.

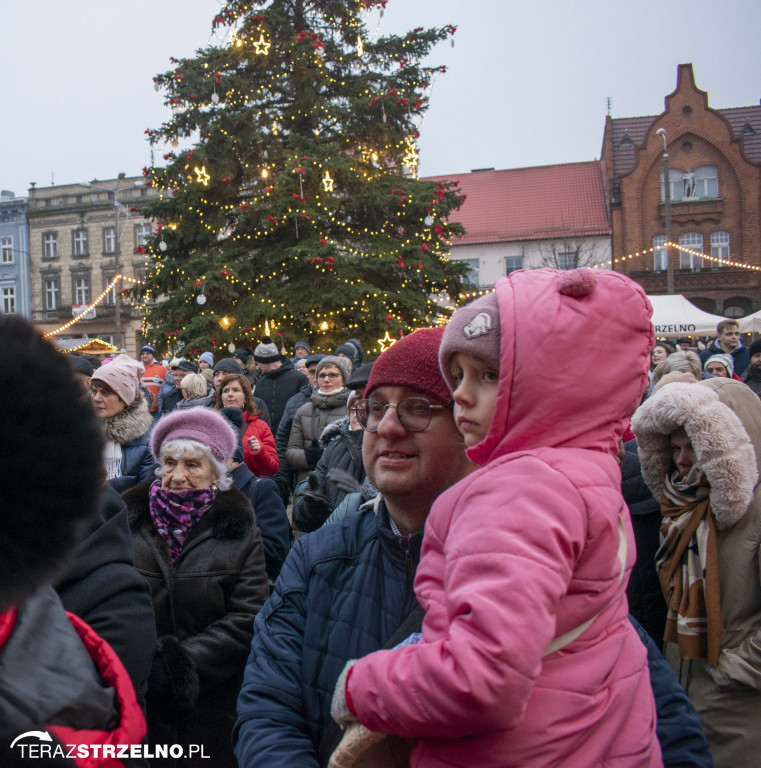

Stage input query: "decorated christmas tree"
[{"left": 136, "top": 0, "right": 467, "bottom": 357}]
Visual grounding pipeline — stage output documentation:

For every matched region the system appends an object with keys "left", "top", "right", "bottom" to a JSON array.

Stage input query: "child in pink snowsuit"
[{"left": 331, "top": 268, "right": 663, "bottom": 767}]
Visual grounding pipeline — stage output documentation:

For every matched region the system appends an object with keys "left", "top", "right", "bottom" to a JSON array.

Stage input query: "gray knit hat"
[
  {"left": 438, "top": 291, "right": 501, "bottom": 392},
  {"left": 704, "top": 353, "right": 734, "bottom": 376},
  {"left": 254, "top": 336, "right": 281, "bottom": 364},
  {"left": 317, "top": 355, "right": 351, "bottom": 385}
]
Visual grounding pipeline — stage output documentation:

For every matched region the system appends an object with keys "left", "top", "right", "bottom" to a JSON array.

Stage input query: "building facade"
[
  {"left": 423, "top": 162, "right": 612, "bottom": 290},
  {"left": 0, "top": 190, "right": 31, "bottom": 318},
  {"left": 27, "top": 175, "right": 157, "bottom": 354},
  {"left": 602, "top": 63, "right": 761, "bottom": 316}
]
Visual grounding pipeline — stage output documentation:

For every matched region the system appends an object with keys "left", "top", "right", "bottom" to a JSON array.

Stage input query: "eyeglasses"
[
  {"left": 355, "top": 397, "right": 451, "bottom": 433},
  {"left": 318, "top": 372, "right": 341, "bottom": 380}
]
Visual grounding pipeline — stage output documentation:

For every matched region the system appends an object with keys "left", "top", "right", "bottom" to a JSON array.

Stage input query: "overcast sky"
[{"left": 2, "top": 0, "right": 759, "bottom": 197}]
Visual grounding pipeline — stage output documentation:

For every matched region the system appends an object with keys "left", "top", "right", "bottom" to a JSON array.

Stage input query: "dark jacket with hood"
[
  {"left": 229, "top": 463, "right": 290, "bottom": 581},
  {"left": 700, "top": 339, "right": 750, "bottom": 377},
  {"left": 253, "top": 359, "right": 307, "bottom": 433},
  {"left": 286, "top": 387, "right": 351, "bottom": 484},
  {"left": 104, "top": 395, "right": 156, "bottom": 493},
  {"left": 621, "top": 444, "right": 668, "bottom": 646},
  {"left": 55, "top": 484, "right": 156, "bottom": 710},
  {"left": 291, "top": 416, "right": 365, "bottom": 533},
  {"left": 274, "top": 382, "right": 313, "bottom": 498},
  {"left": 234, "top": 498, "right": 422, "bottom": 767},
  {"left": 124, "top": 480, "right": 269, "bottom": 767},
  {"left": 0, "top": 587, "right": 146, "bottom": 767},
  {"left": 741, "top": 363, "right": 761, "bottom": 395}
]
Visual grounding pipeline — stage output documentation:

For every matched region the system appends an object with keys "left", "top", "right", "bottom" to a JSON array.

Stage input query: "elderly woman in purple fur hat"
[{"left": 122, "top": 407, "right": 269, "bottom": 767}]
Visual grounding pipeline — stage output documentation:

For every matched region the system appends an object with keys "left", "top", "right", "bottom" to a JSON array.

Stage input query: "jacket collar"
[{"left": 104, "top": 396, "right": 153, "bottom": 444}]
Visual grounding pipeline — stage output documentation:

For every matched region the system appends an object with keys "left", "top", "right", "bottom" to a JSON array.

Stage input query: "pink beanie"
[
  {"left": 366, "top": 327, "right": 451, "bottom": 403},
  {"left": 91, "top": 353, "right": 144, "bottom": 405},
  {"left": 438, "top": 291, "right": 501, "bottom": 392},
  {"left": 151, "top": 408, "right": 237, "bottom": 465}
]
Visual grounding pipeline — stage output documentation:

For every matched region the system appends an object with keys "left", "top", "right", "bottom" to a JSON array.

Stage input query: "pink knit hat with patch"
[
  {"left": 151, "top": 408, "right": 237, "bottom": 465},
  {"left": 438, "top": 291, "right": 501, "bottom": 393},
  {"left": 90, "top": 353, "right": 144, "bottom": 405}
]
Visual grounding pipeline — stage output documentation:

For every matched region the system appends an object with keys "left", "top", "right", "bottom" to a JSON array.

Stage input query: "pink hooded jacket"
[{"left": 347, "top": 269, "right": 663, "bottom": 767}]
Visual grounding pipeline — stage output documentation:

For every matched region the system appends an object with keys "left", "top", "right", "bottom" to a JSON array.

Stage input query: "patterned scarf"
[
  {"left": 656, "top": 467, "right": 722, "bottom": 665},
  {"left": 148, "top": 480, "right": 217, "bottom": 563}
]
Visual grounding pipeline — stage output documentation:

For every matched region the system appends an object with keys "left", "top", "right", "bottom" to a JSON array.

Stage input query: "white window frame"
[
  {"left": 103, "top": 226, "right": 116, "bottom": 254},
  {"left": 710, "top": 231, "right": 730, "bottom": 266},
  {"left": 653, "top": 235, "right": 668, "bottom": 271},
  {"left": 1, "top": 236, "right": 13, "bottom": 263},
  {"left": 74, "top": 277, "right": 89, "bottom": 305},
  {"left": 679, "top": 232, "right": 704, "bottom": 270},
  {"left": 135, "top": 222, "right": 151, "bottom": 247},
  {"left": 504, "top": 256, "right": 523, "bottom": 275},
  {"left": 45, "top": 278, "right": 60, "bottom": 310},
  {"left": 43, "top": 232, "right": 58, "bottom": 260},
  {"left": 2, "top": 286, "right": 16, "bottom": 314},
  {"left": 73, "top": 229, "right": 89, "bottom": 257},
  {"left": 694, "top": 166, "right": 719, "bottom": 199},
  {"left": 661, "top": 169, "right": 684, "bottom": 203},
  {"left": 459, "top": 258, "right": 480, "bottom": 286}
]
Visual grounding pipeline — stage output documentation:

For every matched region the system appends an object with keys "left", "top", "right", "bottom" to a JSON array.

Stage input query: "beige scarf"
[{"left": 656, "top": 467, "right": 722, "bottom": 665}]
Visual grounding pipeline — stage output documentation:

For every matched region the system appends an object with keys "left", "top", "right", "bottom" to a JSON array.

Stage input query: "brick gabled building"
[
  {"left": 602, "top": 63, "right": 761, "bottom": 317},
  {"left": 423, "top": 163, "right": 611, "bottom": 288}
]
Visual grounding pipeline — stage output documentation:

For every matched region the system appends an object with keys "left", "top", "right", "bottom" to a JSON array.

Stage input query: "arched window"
[
  {"left": 679, "top": 233, "right": 703, "bottom": 270},
  {"left": 724, "top": 297, "right": 752, "bottom": 318},
  {"left": 710, "top": 231, "right": 730, "bottom": 267},
  {"left": 694, "top": 166, "right": 718, "bottom": 198},
  {"left": 661, "top": 169, "right": 684, "bottom": 202},
  {"left": 653, "top": 235, "right": 667, "bottom": 271}
]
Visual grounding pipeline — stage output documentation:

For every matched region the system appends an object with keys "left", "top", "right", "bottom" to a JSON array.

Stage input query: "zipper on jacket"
[{"left": 398, "top": 534, "right": 417, "bottom": 624}]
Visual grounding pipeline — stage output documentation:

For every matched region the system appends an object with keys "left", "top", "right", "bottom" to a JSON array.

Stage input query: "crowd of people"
[{"left": 2, "top": 276, "right": 761, "bottom": 767}]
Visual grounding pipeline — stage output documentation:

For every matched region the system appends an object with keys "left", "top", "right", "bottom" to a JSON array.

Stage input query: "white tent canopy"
[
  {"left": 646, "top": 294, "right": 727, "bottom": 337},
  {"left": 737, "top": 310, "right": 761, "bottom": 334}
]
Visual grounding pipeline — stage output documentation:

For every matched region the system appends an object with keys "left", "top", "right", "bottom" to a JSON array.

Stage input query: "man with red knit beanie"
[{"left": 234, "top": 327, "right": 476, "bottom": 767}]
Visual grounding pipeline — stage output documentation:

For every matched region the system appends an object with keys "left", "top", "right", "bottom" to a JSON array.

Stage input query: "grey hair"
[
  {"left": 180, "top": 373, "right": 209, "bottom": 399},
  {"left": 155, "top": 438, "right": 233, "bottom": 491},
  {"left": 654, "top": 351, "right": 702, "bottom": 382}
]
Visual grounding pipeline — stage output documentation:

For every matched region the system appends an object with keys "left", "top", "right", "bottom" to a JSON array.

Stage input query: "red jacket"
[
  {"left": 0, "top": 590, "right": 146, "bottom": 767},
  {"left": 242, "top": 412, "right": 279, "bottom": 477}
]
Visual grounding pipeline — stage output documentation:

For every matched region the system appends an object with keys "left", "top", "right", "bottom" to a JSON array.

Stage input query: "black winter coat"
[
  {"left": 621, "top": 443, "right": 667, "bottom": 646},
  {"left": 229, "top": 463, "right": 290, "bottom": 581},
  {"left": 55, "top": 485, "right": 156, "bottom": 710},
  {"left": 253, "top": 359, "right": 307, "bottom": 433},
  {"left": 124, "top": 480, "right": 269, "bottom": 767}
]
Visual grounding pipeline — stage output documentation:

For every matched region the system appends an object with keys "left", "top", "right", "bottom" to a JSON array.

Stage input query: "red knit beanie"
[{"left": 365, "top": 327, "right": 451, "bottom": 403}]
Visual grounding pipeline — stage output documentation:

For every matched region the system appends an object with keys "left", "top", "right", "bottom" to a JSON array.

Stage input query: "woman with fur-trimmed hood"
[
  {"left": 90, "top": 354, "right": 156, "bottom": 493},
  {"left": 632, "top": 377, "right": 761, "bottom": 766}
]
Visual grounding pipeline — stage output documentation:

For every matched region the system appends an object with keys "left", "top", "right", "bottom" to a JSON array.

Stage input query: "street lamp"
[
  {"left": 78, "top": 174, "right": 144, "bottom": 349},
  {"left": 655, "top": 128, "right": 674, "bottom": 294}
]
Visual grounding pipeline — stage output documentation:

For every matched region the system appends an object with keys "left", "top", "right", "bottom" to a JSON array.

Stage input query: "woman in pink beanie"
[
  {"left": 90, "top": 353, "right": 155, "bottom": 492},
  {"left": 122, "top": 406, "right": 269, "bottom": 767}
]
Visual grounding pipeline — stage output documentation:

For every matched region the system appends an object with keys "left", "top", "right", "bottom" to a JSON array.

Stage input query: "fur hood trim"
[
  {"left": 631, "top": 382, "right": 757, "bottom": 529},
  {"left": 124, "top": 480, "right": 254, "bottom": 540},
  {"left": 319, "top": 415, "right": 350, "bottom": 447},
  {"left": 104, "top": 395, "right": 153, "bottom": 445}
]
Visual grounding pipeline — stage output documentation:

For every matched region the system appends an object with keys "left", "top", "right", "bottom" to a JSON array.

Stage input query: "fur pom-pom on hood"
[{"left": 631, "top": 379, "right": 759, "bottom": 529}]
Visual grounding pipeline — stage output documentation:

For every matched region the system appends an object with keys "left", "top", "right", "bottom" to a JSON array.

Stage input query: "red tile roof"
[{"left": 423, "top": 162, "right": 611, "bottom": 246}]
